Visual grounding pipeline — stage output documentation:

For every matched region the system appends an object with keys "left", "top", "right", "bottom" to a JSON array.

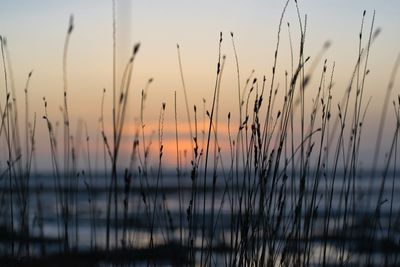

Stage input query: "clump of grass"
[{"left": 1, "top": 2, "right": 400, "bottom": 267}]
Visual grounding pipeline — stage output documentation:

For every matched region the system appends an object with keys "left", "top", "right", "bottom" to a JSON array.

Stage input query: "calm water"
[{"left": 1, "top": 169, "right": 400, "bottom": 265}]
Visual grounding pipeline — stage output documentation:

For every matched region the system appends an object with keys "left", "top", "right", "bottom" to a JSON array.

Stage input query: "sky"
[{"left": 0, "top": 0, "right": 400, "bottom": 170}]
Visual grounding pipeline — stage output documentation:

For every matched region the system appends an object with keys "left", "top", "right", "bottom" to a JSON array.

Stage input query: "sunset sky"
[{"left": 0, "top": 0, "right": 400, "bottom": 170}]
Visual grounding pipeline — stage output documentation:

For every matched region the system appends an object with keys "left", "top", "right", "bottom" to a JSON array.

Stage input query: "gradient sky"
[{"left": 0, "top": 0, "right": 400, "bottom": 170}]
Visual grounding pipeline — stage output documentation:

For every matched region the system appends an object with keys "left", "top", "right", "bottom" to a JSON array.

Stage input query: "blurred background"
[{"left": 0, "top": 0, "right": 399, "bottom": 170}]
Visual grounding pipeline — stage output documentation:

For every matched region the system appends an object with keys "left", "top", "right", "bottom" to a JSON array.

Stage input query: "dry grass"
[{"left": 1, "top": 2, "right": 400, "bottom": 267}]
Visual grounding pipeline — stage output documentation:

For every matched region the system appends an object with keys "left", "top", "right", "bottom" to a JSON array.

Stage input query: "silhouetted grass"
[{"left": 1, "top": 2, "right": 400, "bottom": 267}]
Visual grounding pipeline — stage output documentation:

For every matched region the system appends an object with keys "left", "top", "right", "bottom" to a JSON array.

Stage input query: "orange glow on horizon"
[{"left": 112, "top": 120, "right": 236, "bottom": 167}]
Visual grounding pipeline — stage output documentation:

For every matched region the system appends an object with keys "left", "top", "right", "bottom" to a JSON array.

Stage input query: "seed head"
[
  {"left": 133, "top": 43, "right": 140, "bottom": 56},
  {"left": 68, "top": 15, "right": 74, "bottom": 34}
]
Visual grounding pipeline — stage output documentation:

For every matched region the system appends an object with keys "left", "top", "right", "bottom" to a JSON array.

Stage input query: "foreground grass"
[{"left": 1, "top": 1, "right": 400, "bottom": 266}]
